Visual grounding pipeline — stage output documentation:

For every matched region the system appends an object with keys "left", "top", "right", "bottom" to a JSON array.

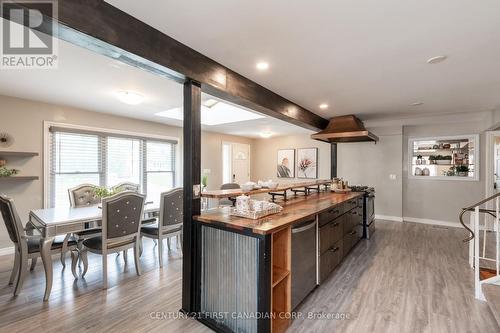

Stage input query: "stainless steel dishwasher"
[{"left": 291, "top": 216, "right": 318, "bottom": 310}]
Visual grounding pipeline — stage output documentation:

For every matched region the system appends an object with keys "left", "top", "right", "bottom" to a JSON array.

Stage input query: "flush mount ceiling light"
[
  {"left": 259, "top": 131, "right": 273, "bottom": 138},
  {"left": 156, "top": 101, "right": 265, "bottom": 126},
  {"left": 203, "top": 99, "right": 219, "bottom": 108},
  {"left": 319, "top": 103, "right": 329, "bottom": 109},
  {"left": 411, "top": 102, "right": 424, "bottom": 106},
  {"left": 115, "top": 90, "right": 144, "bottom": 105},
  {"left": 427, "top": 55, "right": 448, "bottom": 64},
  {"left": 256, "top": 62, "right": 269, "bottom": 71}
]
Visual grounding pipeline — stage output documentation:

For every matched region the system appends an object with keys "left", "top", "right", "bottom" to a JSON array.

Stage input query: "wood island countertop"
[{"left": 194, "top": 191, "right": 363, "bottom": 235}]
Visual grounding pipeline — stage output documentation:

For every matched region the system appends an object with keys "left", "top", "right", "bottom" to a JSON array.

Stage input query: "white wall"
[
  {"left": 0, "top": 95, "right": 252, "bottom": 249},
  {"left": 403, "top": 121, "right": 487, "bottom": 223},
  {"left": 337, "top": 120, "right": 490, "bottom": 225},
  {"left": 251, "top": 134, "right": 331, "bottom": 182},
  {"left": 338, "top": 126, "right": 403, "bottom": 219},
  {"left": 201, "top": 132, "right": 253, "bottom": 190}
]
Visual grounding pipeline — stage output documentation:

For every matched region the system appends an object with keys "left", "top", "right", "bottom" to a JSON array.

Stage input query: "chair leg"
[
  {"left": 134, "top": 242, "right": 142, "bottom": 276},
  {"left": 70, "top": 250, "right": 78, "bottom": 279},
  {"left": 77, "top": 240, "right": 83, "bottom": 267},
  {"left": 81, "top": 249, "right": 89, "bottom": 277},
  {"left": 139, "top": 235, "right": 143, "bottom": 257},
  {"left": 9, "top": 248, "right": 19, "bottom": 285},
  {"left": 153, "top": 239, "right": 157, "bottom": 246},
  {"left": 30, "top": 256, "right": 38, "bottom": 271},
  {"left": 123, "top": 250, "right": 128, "bottom": 263},
  {"left": 14, "top": 243, "right": 28, "bottom": 296},
  {"left": 102, "top": 251, "right": 108, "bottom": 289},
  {"left": 158, "top": 237, "right": 163, "bottom": 268},
  {"left": 179, "top": 231, "right": 183, "bottom": 253},
  {"left": 167, "top": 237, "right": 171, "bottom": 251}
]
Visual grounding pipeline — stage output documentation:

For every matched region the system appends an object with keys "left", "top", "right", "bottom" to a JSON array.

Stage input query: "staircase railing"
[{"left": 460, "top": 192, "right": 500, "bottom": 300}]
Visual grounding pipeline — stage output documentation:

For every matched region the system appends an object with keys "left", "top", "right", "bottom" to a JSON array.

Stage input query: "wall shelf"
[
  {"left": 0, "top": 151, "right": 39, "bottom": 157},
  {"left": 0, "top": 176, "right": 39, "bottom": 181}
]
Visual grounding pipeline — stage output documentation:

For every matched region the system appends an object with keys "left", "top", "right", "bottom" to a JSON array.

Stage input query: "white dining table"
[{"left": 28, "top": 202, "right": 159, "bottom": 301}]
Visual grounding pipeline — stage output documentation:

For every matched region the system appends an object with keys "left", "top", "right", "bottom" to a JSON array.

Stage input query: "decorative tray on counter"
[{"left": 230, "top": 206, "right": 283, "bottom": 220}]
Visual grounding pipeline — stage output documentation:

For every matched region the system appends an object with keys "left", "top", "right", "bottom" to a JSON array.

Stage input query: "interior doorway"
[{"left": 222, "top": 142, "right": 251, "bottom": 184}]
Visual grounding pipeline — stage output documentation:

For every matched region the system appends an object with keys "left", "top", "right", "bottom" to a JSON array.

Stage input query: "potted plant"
[
  {"left": 0, "top": 166, "right": 18, "bottom": 177},
  {"left": 416, "top": 155, "right": 423, "bottom": 165},
  {"left": 455, "top": 165, "right": 470, "bottom": 177},
  {"left": 201, "top": 174, "right": 208, "bottom": 191},
  {"left": 93, "top": 186, "right": 122, "bottom": 199}
]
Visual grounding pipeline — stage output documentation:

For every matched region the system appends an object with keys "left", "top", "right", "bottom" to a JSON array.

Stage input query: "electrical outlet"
[
  {"left": 389, "top": 174, "right": 397, "bottom": 180},
  {"left": 203, "top": 169, "right": 211, "bottom": 174}
]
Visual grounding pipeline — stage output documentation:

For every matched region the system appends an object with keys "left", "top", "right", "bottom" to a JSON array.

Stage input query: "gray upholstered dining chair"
[
  {"left": 80, "top": 191, "right": 145, "bottom": 289},
  {"left": 140, "top": 188, "right": 183, "bottom": 267},
  {"left": 111, "top": 182, "right": 140, "bottom": 193},
  {"left": 0, "top": 195, "right": 80, "bottom": 296},
  {"left": 67, "top": 184, "right": 102, "bottom": 264},
  {"left": 111, "top": 182, "right": 141, "bottom": 259},
  {"left": 219, "top": 183, "right": 240, "bottom": 207}
]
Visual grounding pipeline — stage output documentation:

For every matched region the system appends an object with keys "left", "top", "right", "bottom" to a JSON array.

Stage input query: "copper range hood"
[{"left": 311, "top": 115, "right": 378, "bottom": 143}]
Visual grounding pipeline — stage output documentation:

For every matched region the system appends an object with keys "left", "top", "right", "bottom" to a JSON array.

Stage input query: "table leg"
[{"left": 40, "top": 237, "right": 54, "bottom": 301}]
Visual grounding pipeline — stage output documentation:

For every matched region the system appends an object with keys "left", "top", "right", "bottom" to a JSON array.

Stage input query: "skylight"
[{"left": 155, "top": 101, "right": 265, "bottom": 125}]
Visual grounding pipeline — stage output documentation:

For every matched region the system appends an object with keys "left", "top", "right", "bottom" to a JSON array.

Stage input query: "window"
[
  {"left": 222, "top": 142, "right": 232, "bottom": 184},
  {"left": 48, "top": 126, "right": 177, "bottom": 207}
]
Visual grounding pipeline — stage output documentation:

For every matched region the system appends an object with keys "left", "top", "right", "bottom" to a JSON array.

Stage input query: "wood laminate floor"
[{"left": 0, "top": 221, "right": 498, "bottom": 333}]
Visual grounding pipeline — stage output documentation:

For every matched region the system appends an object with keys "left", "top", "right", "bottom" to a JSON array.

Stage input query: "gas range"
[
  {"left": 350, "top": 185, "right": 375, "bottom": 239},
  {"left": 350, "top": 185, "right": 375, "bottom": 195}
]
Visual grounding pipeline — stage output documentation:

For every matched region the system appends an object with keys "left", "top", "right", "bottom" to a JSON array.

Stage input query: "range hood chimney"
[{"left": 311, "top": 115, "right": 378, "bottom": 143}]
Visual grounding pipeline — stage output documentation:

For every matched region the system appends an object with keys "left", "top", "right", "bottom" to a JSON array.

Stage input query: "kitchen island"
[{"left": 193, "top": 191, "right": 364, "bottom": 333}]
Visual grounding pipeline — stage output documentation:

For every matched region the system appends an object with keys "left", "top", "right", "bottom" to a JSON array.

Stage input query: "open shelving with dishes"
[{"left": 409, "top": 135, "right": 479, "bottom": 180}]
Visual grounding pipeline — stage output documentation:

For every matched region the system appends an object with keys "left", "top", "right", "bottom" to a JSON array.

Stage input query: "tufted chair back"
[
  {"left": 102, "top": 191, "right": 145, "bottom": 241},
  {"left": 219, "top": 183, "right": 240, "bottom": 206},
  {"left": 68, "top": 184, "right": 100, "bottom": 208},
  {"left": 220, "top": 183, "right": 240, "bottom": 190},
  {"left": 159, "top": 188, "right": 183, "bottom": 228},
  {"left": 0, "top": 195, "right": 24, "bottom": 244},
  {"left": 112, "top": 182, "right": 140, "bottom": 193}
]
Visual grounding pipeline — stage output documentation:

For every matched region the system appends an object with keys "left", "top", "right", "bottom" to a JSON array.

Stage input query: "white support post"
[
  {"left": 496, "top": 197, "right": 499, "bottom": 276},
  {"left": 475, "top": 207, "right": 484, "bottom": 300},
  {"left": 483, "top": 217, "right": 487, "bottom": 258}
]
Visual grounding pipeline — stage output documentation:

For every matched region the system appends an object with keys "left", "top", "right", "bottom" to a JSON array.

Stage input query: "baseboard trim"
[
  {"left": 403, "top": 216, "right": 461, "bottom": 228},
  {"left": 0, "top": 246, "right": 14, "bottom": 257},
  {"left": 375, "top": 214, "right": 403, "bottom": 222}
]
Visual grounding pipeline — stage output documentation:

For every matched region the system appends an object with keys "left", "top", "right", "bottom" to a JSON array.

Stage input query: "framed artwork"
[
  {"left": 277, "top": 149, "right": 295, "bottom": 178},
  {"left": 297, "top": 148, "right": 318, "bottom": 179}
]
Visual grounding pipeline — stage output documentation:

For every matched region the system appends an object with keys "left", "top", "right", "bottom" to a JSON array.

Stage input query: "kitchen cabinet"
[{"left": 318, "top": 199, "right": 363, "bottom": 283}]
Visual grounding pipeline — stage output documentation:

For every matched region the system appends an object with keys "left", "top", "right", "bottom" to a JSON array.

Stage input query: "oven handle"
[{"left": 292, "top": 220, "right": 317, "bottom": 233}]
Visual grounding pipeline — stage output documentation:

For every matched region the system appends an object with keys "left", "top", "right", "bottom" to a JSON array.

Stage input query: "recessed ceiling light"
[
  {"left": 319, "top": 103, "right": 329, "bottom": 109},
  {"left": 156, "top": 101, "right": 265, "bottom": 126},
  {"left": 256, "top": 62, "right": 269, "bottom": 71},
  {"left": 427, "top": 55, "right": 448, "bottom": 64},
  {"left": 115, "top": 91, "right": 144, "bottom": 105},
  {"left": 411, "top": 102, "right": 424, "bottom": 106},
  {"left": 259, "top": 131, "right": 273, "bottom": 138},
  {"left": 203, "top": 99, "right": 219, "bottom": 108}
]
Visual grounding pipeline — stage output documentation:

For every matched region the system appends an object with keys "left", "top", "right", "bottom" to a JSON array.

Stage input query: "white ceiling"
[
  {"left": 0, "top": 24, "right": 311, "bottom": 139},
  {"left": 107, "top": 0, "right": 500, "bottom": 120}
]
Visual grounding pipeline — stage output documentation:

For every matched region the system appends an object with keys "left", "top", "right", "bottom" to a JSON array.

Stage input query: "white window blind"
[{"left": 48, "top": 127, "right": 177, "bottom": 208}]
